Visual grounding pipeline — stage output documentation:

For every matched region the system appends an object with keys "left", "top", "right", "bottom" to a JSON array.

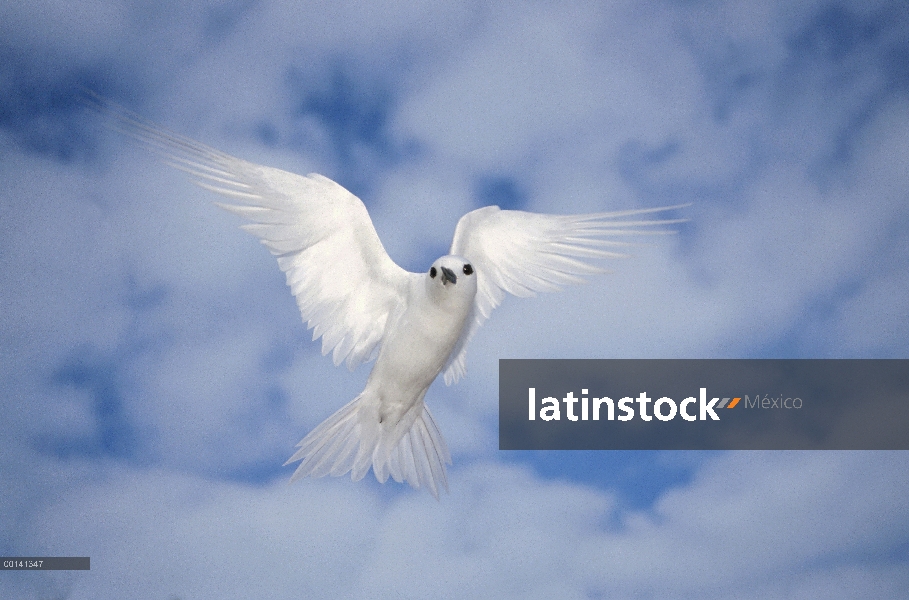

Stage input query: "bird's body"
[
  {"left": 369, "top": 258, "right": 477, "bottom": 412},
  {"left": 94, "top": 98, "right": 685, "bottom": 498},
  {"left": 287, "top": 256, "right": 477, "bottom": 497}
]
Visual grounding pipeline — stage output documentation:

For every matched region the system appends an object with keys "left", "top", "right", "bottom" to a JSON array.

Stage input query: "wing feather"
[
  {"left": 96, "top": 99, "right": 410, "bottom": 370},
  {"left": 442, "top": 205, "right": 686, "bottom": 384}
]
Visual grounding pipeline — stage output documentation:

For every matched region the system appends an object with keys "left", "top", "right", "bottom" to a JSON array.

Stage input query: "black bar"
[{"left": 1, "top": 557, "right": 90, "bottom": 570}]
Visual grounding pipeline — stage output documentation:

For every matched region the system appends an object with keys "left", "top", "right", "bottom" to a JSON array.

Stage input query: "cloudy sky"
[{"left": 2, "top": 0, "right": 908, "bottom": 598}]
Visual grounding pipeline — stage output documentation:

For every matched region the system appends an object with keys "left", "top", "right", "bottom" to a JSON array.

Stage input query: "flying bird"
[{"left": 91, "top": 98, "right": 686, "bottom": 498}]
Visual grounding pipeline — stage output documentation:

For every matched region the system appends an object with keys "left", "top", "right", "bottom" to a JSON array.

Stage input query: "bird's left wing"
[
  {"left": 97, "top": 102, "right": 411, "bottom": 370},
  {"left": 443, "top": 205, "right": 686, "bottom": 384}
]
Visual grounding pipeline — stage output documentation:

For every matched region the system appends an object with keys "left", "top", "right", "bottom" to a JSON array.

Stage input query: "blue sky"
[{"left": 1, "top": 1, "right": 908, "bottom": 598}]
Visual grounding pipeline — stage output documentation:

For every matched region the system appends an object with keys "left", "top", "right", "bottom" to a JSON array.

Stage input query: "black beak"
[{"left": 440, "top": 266, "right": 457, "bottom": 284}]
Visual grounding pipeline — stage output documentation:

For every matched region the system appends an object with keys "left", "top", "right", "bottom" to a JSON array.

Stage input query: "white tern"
[{"left": 95, "top": 100, "right": 685, "bottom": 498}]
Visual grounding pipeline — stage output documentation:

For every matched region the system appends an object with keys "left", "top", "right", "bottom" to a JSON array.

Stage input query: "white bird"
[{"left": 93, "top": 99, "right": 686, "bottom": 498}]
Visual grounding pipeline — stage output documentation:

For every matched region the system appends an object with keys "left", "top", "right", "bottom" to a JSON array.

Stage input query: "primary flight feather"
[{"left": 93, "top": 99, "right": 686, "bottom": 499}]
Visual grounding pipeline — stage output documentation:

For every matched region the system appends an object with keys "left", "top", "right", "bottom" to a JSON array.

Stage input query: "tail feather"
[
  {"left": 285, "top": 394, "right": 452, "bottom": 499},
  {"left": 391, "top": 408, "right": 452, "bottom": 497},
  {"left": 285, "top": 396, "right": 360, "bottom": 478}
]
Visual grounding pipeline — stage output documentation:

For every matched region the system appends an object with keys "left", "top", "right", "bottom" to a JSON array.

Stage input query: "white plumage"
[{"left": 94, "top": 99, "right": 685, "bottom": 498}]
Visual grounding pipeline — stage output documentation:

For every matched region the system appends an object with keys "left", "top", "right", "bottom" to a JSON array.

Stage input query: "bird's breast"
[{"left": 363, "top": 287, "right": 472, "bottom": 419}]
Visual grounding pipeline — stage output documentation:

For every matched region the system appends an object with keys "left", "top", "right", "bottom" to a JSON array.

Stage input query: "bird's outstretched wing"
[
  {"left": 443, "top": 205, "right": 686, "bottom": 384},
  {"left": 95, "top": 100, "right": 411, "bottom": 370}
]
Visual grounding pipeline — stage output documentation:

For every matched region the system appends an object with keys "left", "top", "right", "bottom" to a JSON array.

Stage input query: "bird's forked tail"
[{"left": 284, "top": 393, "right": 452, "bottom": 499}]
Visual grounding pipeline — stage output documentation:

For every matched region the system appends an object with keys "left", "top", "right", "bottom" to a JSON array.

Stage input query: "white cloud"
[
  {"left": 394, "top": 2, "right": 704, "bottom": 168},
  {"left": 4, "top": 452, "right": 907, "bottom": 599}
]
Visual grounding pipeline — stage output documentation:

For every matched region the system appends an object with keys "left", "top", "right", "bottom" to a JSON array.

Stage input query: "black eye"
[
  {"left": 463, "top": 264, "right": 473, "bottom": 275},
  {"left": 429, "top": 267, "right": 437, "bottom": 278}
]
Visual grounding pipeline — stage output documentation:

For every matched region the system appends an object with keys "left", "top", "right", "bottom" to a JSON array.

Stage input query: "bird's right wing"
[
  {"left": 443, "top": 205, "right": 686, "bottom": 384},
  {"left": 96, "top": 101, "right": 411, "bottom": 370}
]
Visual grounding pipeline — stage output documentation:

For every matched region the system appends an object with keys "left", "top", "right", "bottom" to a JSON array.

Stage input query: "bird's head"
[{"left": 425, "top": 255, "right": 477, "bottom": 305}]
